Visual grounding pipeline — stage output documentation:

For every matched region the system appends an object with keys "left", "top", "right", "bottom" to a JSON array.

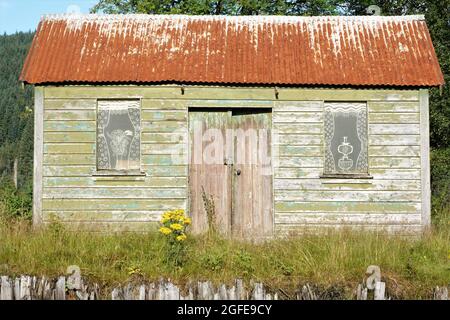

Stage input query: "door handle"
[{"left": 236, "top": 169, "right": 241, "bottom": 176}]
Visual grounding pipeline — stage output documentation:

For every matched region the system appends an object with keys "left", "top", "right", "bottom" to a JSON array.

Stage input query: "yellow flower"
[
  {"left": 160, "top": 209, "right": 189, "bottom": 232},
  {"left": 170, "top": 223, "right": 183, "bottom": 231},
  {"left": 161, "top": 212, "right": 171, "bottom": 223},
  {"left": 176, "top": 234, "right": 187, "bottom": 242},
  {"left": 159, "top": 227, "right": 172, "bottom": 235}
]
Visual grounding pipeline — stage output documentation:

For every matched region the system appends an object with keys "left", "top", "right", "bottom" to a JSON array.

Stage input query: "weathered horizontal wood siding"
[
  {"left": 42, "top": 90, "right": 189, "bottom": 232},
  {"left": 273, "top": 97, "right": 422, "bottom": 235},
  {"left": 38, "top": 86, "right": 424, "bottom": 234}
]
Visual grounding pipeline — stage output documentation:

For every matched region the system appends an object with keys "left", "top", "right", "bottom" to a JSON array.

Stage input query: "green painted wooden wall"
[{"left": 37, "top": 86, "right": 426, "bottom": 234}]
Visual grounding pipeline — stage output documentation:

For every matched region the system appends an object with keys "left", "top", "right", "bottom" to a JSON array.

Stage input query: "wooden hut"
[{"left": 20, "top": 14, "right": 444, "bottom": 236}]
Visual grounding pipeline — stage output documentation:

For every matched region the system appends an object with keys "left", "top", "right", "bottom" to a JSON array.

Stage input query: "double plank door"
[{"left": 189, "top": 108, "right": 273, "bottom": 238}]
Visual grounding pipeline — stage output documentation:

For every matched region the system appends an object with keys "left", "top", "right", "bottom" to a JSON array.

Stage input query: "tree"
[{"left": 91, "top": 0, "right": 341, "bottom": 15}]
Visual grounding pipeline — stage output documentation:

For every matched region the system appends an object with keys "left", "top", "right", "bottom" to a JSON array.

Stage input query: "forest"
[
  {"left": 0, "top": 31, "right": 34, "bottom": 218},
  {"left": 0, "top": 0, "right": 449, "bottom": 224}
]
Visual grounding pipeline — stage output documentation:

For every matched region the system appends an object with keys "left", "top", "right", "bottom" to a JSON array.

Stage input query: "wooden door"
[
  {"left": 231, "top": 110, "right": 273, "bottom": 238},
  {"left": 188, "top": 108, "right": 273, "bottom": 238},
  {"left": 189, "top": 109, "right": 233, "bottom": 235}
]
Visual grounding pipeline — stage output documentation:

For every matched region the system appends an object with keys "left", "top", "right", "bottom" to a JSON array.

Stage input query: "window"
[
  {"left": 97, "top": 100, "right": 141, "bottom": 172},
  {"left": 323, "top": 102, "right": 368, "bottom": 176}
]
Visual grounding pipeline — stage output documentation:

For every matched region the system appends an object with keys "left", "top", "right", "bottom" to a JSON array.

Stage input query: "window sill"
[
  {"left": 319, "top": 174, "right": 373, "bottom": 179},
  {"left": 93, "top": 171, "right": 147, "bottom": 177}
]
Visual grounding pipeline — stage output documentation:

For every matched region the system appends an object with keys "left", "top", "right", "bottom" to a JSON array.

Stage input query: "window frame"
[
  {"left": 320, "top": 101, "right": 372, "bottom": 179},
  {"left": 94, "top": 98, "right": 145, "bottom": 176}
]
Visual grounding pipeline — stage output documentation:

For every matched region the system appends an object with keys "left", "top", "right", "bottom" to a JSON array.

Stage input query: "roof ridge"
[{"left": 41, "top": 13, "right": 426, "bottom": 22}]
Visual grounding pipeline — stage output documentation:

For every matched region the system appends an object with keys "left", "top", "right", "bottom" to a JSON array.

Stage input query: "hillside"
[{"left": 0, "top": 32, "right": 34, "bottom": 190}]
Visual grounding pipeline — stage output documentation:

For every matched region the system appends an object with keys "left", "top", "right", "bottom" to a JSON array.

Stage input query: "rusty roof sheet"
[{"left": 20, "top": 14, "right": 444, "bottom": 86}]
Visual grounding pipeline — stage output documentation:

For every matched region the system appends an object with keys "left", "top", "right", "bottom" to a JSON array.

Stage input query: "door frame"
[{"left": 187, "top": 105, "right": 275, "bottom": 237}]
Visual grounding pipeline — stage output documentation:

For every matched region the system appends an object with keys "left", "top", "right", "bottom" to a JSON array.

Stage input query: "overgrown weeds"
[
  {"left": 201, "top": 186, "right": 217, "bottom": 237},
  {"left": 0, "top": 218, "right": 448, "bottom": 299},
  {"left": 431, "top": 148, "right": 450, "bottom": 227},
  {"left": 0, "top": 177, "right": 31, "bottom": 220}
]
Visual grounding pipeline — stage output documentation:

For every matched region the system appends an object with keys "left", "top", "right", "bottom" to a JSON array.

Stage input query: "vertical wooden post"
[
  {"left": 13, "top": 158, "right": 18, "bottom": 189},
  {"left": 33, "top": 87, "right": 44, "bottom": 227},
  {"left": 374, "top": 281, "right": 386, "bottom": 300},
  {"left": 419, "top": 89, "right": 431, "bottom": 229},
  {"left": 0, "top": 276, "right": 13, "bottom": 300}
]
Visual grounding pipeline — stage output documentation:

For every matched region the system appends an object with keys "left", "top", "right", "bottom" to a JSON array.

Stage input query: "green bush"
[
  {"left": 200, "top": 250, "right": 225, "bottom": 272},
  {"left": 430, "top": 148, "right": 450, "bottom": 226},
  {"left": 233, "top": 249, "right": 255, "bottom": 277},
  {"left": 0, "top": 177, "right": 32, "bottom": 220}
]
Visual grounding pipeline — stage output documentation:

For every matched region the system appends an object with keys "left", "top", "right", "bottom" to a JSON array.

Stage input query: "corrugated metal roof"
[{"left": 20, "top": 14, "right": 444, "bottom": 86}]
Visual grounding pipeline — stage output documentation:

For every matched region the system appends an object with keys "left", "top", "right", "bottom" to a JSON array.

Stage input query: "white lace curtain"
[
  {"left": 97, "top": 100, "right": 141, "bottom": 171},
  {"left": 324, "top": 103, "right": 368, "bottom": 174}
]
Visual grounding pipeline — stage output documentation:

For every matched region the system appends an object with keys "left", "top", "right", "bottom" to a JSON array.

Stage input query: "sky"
[{"left": 0, "top": 0, "right": 99, "bottom": 35}]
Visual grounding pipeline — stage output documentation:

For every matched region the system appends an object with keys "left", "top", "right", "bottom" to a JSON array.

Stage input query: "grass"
[{"left": 0, "top": 215, "right": 448, "bottom": 299}]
